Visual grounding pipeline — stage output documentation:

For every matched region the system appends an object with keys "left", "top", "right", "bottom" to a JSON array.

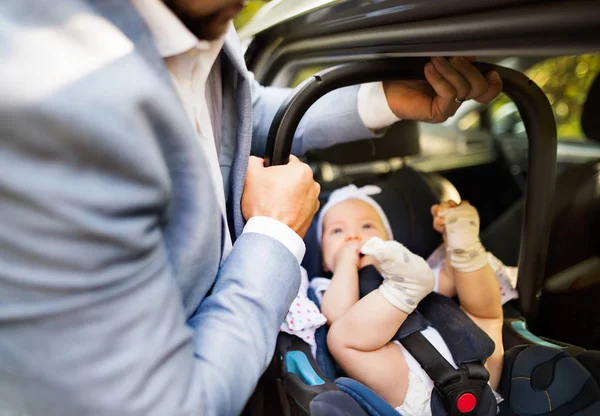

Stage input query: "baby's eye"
[
  {"left": 331, "top": 228, "right": 343, "bottom": 235},
  {"left": 362, "top": 223, "right": 374, "bottom": 230}
]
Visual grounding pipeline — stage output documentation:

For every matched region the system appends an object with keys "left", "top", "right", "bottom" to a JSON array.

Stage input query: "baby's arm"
[
  {"left": 320, "top": 242, "right": 362, "bottom": 325},
  {"left": 432, "top": 201, "right": 504, "bottom": 388},
  {"left": 437, "top": 266, "right": 458, "bottom": 298},
  {"left": 431, "top": 203, "right": 458, "bottom": 298},
  {"left": 326, "top": 238, "right": 435, "bottom": 408},
  {"left": 432, "top": 201, "right": 502, "bottom": 319}
]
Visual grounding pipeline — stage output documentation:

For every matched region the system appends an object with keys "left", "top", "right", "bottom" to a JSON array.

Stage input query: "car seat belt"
[
  {"left": 400, "top": 331, "right": 490, "bottom": 415},
  {"left": 357, "top": 266, "right": 495, "bottom": 414}
]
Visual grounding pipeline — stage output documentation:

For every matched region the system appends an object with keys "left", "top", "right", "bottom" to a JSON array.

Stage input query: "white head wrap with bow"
[{"left": 316, "top": 184, "right": 393, "bottom": 243}]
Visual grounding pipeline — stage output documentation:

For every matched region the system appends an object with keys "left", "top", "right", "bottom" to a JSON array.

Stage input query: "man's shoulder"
[
  {"left": 0, "top": 1, "right": 187, "bottom": 197},
  {"left": 0, "top": 0, "right": 184, "bottom": 139},
  {"left": 0, "top": 1, "right": 138, "bottom": 106}
]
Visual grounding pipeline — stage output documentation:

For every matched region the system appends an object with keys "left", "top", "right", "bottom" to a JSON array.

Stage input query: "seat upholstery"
[
  {"left": 545, "top": 73, "right": 600, "bottom": 278},
  {"left": 499, "top": 345, "right": 600, "bottom": 415},
  {"left": 335, "top": 378, "right": 398, "bottom": 416},
  {"left": 307, "top": 120, "right": 421, "bottom": 165},
  {"left": 310, "top": 391, "right": 370, "bottom": 416},
  {"left": 479, "top": 74, "right": 600, "bottom": 348}
]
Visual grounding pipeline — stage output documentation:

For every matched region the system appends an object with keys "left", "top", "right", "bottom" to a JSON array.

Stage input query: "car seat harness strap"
[
  {"left": 401, "top": 331, "right": 490, "bottom": 415},
  {"left": 358, "top": 265, "right": 496, "bottom": 415}
]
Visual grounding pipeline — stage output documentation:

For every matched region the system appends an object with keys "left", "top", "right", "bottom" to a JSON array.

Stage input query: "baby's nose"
[{"left": 344, "top": 234, "right": 361, "bottom": 242}]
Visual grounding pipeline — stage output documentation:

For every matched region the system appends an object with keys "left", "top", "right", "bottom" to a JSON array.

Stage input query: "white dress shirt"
[{"left": 131, "top": 0, "right": 399, "bottom": 264}]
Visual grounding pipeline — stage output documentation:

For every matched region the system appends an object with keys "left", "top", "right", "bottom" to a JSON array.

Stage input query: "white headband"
[{"left": 316, "top": 184, "right": 393, "bottom": 243}]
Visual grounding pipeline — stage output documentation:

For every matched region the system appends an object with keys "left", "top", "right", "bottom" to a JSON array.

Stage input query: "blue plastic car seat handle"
[{"left": 286, "top": 351, "right": 326, "bottom": 386}]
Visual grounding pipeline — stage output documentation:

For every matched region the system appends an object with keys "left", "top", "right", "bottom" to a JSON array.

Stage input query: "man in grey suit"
[{"left": 0, "top": 1, "right": 501, "bottom": 415}]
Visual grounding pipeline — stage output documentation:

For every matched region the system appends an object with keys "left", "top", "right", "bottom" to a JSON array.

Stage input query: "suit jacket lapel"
[
  {"left": 89, "top": 0, "right": 224, "bottom": 315},
  {"left": 222, "top": 27, "right": 252, "bottom": 238}
]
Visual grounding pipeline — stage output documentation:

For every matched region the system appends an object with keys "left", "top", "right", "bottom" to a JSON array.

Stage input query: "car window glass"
[
  {"left": 290, "top": 55, "right": 600, "bottom": 144},
  {"left": 489, "top": 54, "right": 600, "bottom": 142}
]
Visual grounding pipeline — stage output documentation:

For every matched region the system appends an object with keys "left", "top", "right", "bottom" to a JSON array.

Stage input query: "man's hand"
[
  {"left": 383, "top": 57, "right": 503, "bottom": 123},
  {"left": 242, "top": 155, "right": 320, "bottom": 238}
]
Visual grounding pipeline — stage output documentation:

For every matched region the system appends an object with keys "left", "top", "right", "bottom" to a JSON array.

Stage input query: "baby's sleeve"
[{"left": 280, "top": 268, "right": 328, "bottom": 357}]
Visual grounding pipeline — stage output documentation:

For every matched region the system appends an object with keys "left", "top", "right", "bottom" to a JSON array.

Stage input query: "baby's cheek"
[
  {"left": 365, "top": 230, "right": 383, "bottom": 241},
  {"left": 322, "top": 244, "right": 338, "bottom": 272}
]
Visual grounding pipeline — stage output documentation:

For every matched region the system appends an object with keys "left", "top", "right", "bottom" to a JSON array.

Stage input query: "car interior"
[
  {"left": 301, "top": 58, "right": 600, "bottom": 351},
  {"left": 238, "top": 2, "right": 600, "bottom": 414},
  {"left": 239, "top": 55, "right": 600, "bottom": 416}
]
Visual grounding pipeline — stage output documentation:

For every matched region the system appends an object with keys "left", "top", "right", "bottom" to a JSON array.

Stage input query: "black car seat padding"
[
  {"left": 499, "top": 345, "right": 600, "bottom": 415},
  {"left": 309, "top": 391, "right": 369, "bottom": 416},
  {"left": 581, "top": 74, "right": 600, "bottom": 142},
  {"left": 307, "top": 120, "right": 421, "bottom": 165}
]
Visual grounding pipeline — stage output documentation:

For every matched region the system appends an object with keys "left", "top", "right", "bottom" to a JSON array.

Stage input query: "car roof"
[
  {"left": 241, "top": 0, "right": 547, "bottom": 40},
  {"left": 242, "top": 0, "right": 600, "bottom": 84}
]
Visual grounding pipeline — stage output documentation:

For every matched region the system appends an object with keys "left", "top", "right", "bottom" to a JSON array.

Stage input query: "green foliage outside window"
[
  {"left": 234, "top": 1, "right": 268, "bottom": 30},
  {"left": 290, "top": 66, "right": 331, "bottom": 88},
  {"left": 288, "top": 55, "right": 600, "bottom": 142},
  {"left": 491, "top": 54, "right": 600, "bottom": 141}
]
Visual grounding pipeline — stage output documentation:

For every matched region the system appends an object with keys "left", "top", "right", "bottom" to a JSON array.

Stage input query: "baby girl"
[{"left": 312, "top": 184, "right": 512, "bottom": 415}]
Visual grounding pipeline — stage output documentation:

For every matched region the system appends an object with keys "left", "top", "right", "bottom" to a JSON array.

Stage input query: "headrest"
[
  {"left": 582, "top": 74, "right": 600, "bottom": 142},
  {"left": 302, "top": 167, "right": 443, "bottom": 278},
  {"left": 307, "top": 120, "right": 420, "bottom": 165},
  {"left": 372, "top": 168, "right": 444, "bottom": 259}
]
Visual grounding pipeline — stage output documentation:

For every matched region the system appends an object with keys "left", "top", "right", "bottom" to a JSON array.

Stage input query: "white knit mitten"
[
  {"left": 361, "top": 237, "right": 435, "bottom": 314},
  {"left": 439, "top": 203, "right": 487, "bottom": 272}
]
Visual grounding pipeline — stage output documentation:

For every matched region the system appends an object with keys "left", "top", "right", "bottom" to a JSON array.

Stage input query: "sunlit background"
[
  {"left": 490, "top": 55, "right": 600, "bottom": 141},
  {"left": 233, "top": 1, "right": 269, "bottom": 30},
  {"left": 236, "top": 2, "right": 598, "bottom": 143}
]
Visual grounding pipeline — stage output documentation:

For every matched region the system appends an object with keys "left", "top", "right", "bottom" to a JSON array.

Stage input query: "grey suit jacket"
[{"left": 0, "top": 1, "right": 377, "bottom": 415}]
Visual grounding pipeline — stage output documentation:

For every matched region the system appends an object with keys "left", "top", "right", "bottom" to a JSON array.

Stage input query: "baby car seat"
[
  {"left": 272, "top": 173, "right": 600, "bottom": 415},
  {"left": 250, "top": 59, "right": 600, "bottom": 416},
  {"left": 275, "top": 300, "right": 600, "bottom": 416}
]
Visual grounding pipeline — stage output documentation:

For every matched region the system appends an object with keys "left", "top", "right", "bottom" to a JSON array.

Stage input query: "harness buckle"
[{"left": 434, "top": 363, "right": 489, "bottom": 415}]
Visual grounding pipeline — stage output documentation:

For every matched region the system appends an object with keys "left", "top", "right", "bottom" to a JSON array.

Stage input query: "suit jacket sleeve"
[
  {"left": 0, "top": 102, "right": 300, "bottom": 416},
  {"left": 0, "top": 30, "right": 299, "bottom": 416},
  {"left": 250, "top": 76, "right": 378, "bottom": 157},
  {"left": 188, "top": 233, "right": 300, "bottom": 415}
]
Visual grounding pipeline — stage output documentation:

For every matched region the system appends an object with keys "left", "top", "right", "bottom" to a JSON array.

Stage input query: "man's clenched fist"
[{"left": 242, "top": 155, "right": 320, "bottom": 238}]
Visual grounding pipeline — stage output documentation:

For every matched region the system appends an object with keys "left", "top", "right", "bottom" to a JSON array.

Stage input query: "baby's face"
[{"left": 321, "top": 199, "right": 390, "bottom": 272}]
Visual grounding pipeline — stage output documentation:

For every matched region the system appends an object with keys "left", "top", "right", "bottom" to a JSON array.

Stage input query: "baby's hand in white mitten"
[
  {"left": 361, "top": 237, "right": 435, "bottom": 314},
  {"left": 438, "top": 202, "right": 487, "bottom": 272}
]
